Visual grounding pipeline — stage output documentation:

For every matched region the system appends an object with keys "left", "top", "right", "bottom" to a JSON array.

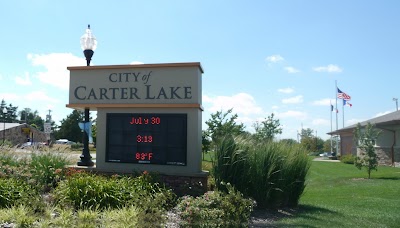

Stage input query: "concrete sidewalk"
[{"left": 313, "top": 157, "right": 340, "bottom": 162}]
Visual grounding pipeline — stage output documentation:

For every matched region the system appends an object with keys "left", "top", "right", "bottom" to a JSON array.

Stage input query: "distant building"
[
  {"left": 0, "top": 123, "right": 47, "bottom": 146},
  {"left": 328, "top": 110, "right": 400, "bottom": 166}
]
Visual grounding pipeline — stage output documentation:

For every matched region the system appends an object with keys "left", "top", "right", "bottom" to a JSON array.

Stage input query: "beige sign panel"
[{"left": 68, "top": 63, "right": 203, "bottom": 108}]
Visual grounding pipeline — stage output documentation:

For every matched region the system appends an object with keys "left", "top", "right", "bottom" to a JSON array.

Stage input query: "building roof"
[
  {"left": 328, "top": 110, "right": 400, "bottom": 135},
  {"left": 0, "top": 123, "right": 22, "bottom": 131}
]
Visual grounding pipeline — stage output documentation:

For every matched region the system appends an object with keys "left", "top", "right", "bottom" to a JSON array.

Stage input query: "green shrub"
[
  {"left": 0, "top": 140, "right": 13, "bottom": 147},
  {"left": 213, "top": 136, "right": 310, "bottom": 208},
  {"left": 340, "top": 154, "right": 356, "bottom": 164},
  {"left": 308, "top": 151, "right": 320, "bottom": 156},
  {"left": 103, "top": 206, "right": 140, "bottom": 228},
  {"left": 76, "top": 209, "right": 100, "bottom": 227},
  {"left": 0, "top": 205, "right": 36, "bottom": 227},
  {"left": 70, "top": 143, "right": 83, "bottom": 150},
  {"left": 43, "top": 207, "right": 75, "bottom": 227},
  {"left": 177, "top": 183, "right": 254, "bottom": 227},
  {"left": 53, "top": 172, "right": 176, "bottom": 212},
  {"left": 0, "top": 178, "right": 41, "bottom": 209},
  {"left": 0, "top": 147, "right": 29, "bottom": 170},
  {"left": 29, "top": 151, "right": 70, "bottom": 191}
]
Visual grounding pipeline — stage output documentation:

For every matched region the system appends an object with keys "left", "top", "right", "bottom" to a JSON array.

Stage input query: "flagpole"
[
  {"left": 342, "top": 99, "right": 345, "bottom": 128},
  {"left": 330, "top": 101, "right": 333, "bottom": 153},
  {"left": 335, "top": 80, "right": 339, "bottom": 156},
  {"left": 335, "top": 80, "right": 338, "bottom": 131}
]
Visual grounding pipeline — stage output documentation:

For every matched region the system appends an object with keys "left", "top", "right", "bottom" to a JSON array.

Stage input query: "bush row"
[{"left": 340, "top": 154, "right": 356, "bottom": 164}]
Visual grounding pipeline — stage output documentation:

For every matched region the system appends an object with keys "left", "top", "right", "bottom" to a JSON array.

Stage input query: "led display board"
[{"left": 106, "top": 113, "right": 187, "bottom": 165}]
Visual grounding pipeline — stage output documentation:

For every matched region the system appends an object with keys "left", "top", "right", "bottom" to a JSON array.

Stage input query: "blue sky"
[{"left": 1, "top": 0, "right": 400, "bottom": 140}]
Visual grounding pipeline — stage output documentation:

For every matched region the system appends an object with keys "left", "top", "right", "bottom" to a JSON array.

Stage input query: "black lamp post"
[
  {"left": 77, "top": 24, "right": 97, "bottom": 166},
  {"left": 2, "top": 107, "right": 7, "bottom": 145}
]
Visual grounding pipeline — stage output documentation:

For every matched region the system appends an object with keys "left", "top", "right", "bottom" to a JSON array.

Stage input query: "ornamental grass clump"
[
  {"left": 29, "top": 151, "right": 71, "bottom": 191},
  {"left": 213, "top": 136, "right": 310, "bottom": 209}
]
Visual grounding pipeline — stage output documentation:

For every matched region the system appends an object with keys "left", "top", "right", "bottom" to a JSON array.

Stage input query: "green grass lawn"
[
  {"left": 275, "top": 161, "right": 400, "bottom": 227},
  {"left": 201, "top": 151, "right": 214, "bottom": 172}
]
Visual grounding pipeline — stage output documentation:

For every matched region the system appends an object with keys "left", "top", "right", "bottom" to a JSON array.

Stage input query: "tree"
[
  {"left": 19, "top": 108, "right": 45, "bottom": 131},
  {"left": 202, "top": 130, "right": 212, "bottom": 160},
  {"left": 323, "top": 138, "right": 339, "bottom": 154},
  {"left": 0, "top": 99, "right": 19, "bottom": 123},
  {"left": 280, "top": 138, "right": 298, "bottom": 145},
  {"left": 323, "top": 139, "right": 332, "bottom": 152},
  {"left": 53, "top": 110, "right": 84, "bottom": 143},
  {"left": 300, "top": 128, "right": 314, "bottom": 138},
  {"left": 205, "top": 108, "right": 245, "bottom": 146},
  {"left": 300, "top": 128, "right": 324, "bottom": 152},
  {"left": 252, "top": 113, "right": 282, "bottom": 141},
  {"left": 354, "top": 122, "right": 380, "bottom": 179}
]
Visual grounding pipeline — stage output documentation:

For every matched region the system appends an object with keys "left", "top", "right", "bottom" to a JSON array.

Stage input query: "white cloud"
[
  {"left": 313, "top": 64, "right": 343, "bottom": 73},
  {"left": 282, "top": 95, "right": 303, "bottom": 104},
  {"left": 0, "top": 74, "right": 3, "bottom": 80},
  {"left": 0, "top": 93, "right": 21, "bottom": 102},
  {"left": 312, "top": 118, "right": 330, "bottom": 126},
  {"left": 278, "top": 88, "right": 294, "bottom": 94},
  {"left": 312, "top": 98, "right": 335, "bottom": 106},
  {"left": 266, "top": 55, "right": 284, "bottom": 63},
  {"left": 284, "top": 66, "right": 300, "bottom": 73},
  {"left": 28, "top": 53, "right": 85, "bottom": 90},
  {"left": 272, "top": 105, "right": 279, "bottom": 110},
  {"left": 346, "top": 118, "right": 365, "bottom": 126},
  {"left": 130, "top": 61, "right": 144, "bottom": 65},
  {"left": 374, "top": 111, "right": 392, "bottom": 118},
  {"left": 15, "top": 72, "right": 32, "bottom": 86},
  {"left": 276, "top": 110, "right": 307, "bottom": 120},
  {"left": 24, "top": 91, "right": 59, "bottom": 103},
  {"left": 203, "top": 93, "right": 263, "bottom": 115},
  {"left": 237, "top": 116, "right": 255, "bottom": 125}
]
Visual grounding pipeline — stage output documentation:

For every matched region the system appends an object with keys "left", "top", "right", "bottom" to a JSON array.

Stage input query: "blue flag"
[{"left": 79, "top": 122, "right": 93, "bottom": 143}]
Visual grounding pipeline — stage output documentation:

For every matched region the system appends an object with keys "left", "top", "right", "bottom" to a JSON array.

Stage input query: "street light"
[
  {"left": 2, "top": 107, "right": 7, "bottom": 145},
  {"left": 80, "top": 24, "right": 97, "bottom": 66},
  {"left": 77, "top": 24, "right": 97, "bottom": 166},
  {"left": 393, "top": 98, "right": 398, "bottom": 111}
]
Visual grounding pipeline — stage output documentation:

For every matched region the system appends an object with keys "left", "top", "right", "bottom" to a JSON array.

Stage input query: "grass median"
[{"left": 275, "top": 161, "right": 400, "bottom": 227}]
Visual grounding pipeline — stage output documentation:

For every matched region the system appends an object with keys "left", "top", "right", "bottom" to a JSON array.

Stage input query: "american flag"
[{"left": 337, "top": 88, "right": 351, "bottom": 100}]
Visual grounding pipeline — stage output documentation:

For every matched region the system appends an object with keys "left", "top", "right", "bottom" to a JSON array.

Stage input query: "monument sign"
[{"left": 67, "top": 62, "right": 204, "bottom": 176}]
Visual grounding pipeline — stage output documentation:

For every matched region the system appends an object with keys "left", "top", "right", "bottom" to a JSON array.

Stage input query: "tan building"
[
  {"left": 328, "top": 110, "right": 400, "bottom": 166},
  {"left": 0, "top": 123, "right": 47, "bottom": 146}
]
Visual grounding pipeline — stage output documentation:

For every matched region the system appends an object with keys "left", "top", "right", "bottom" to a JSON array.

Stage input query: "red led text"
[
  {"left": 130, "top": 117, "right": 161, "bottom": 125},
  {"left": 136, "top": 152, "right": 153, "bottom": 161},
  {"left": 137, "top": 135, "right": 153, "bottom": 143}
]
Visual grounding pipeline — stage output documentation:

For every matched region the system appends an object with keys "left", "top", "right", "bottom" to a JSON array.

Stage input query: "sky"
[{"left": 1, "top": 0, "right": 400, "bottom": 141}]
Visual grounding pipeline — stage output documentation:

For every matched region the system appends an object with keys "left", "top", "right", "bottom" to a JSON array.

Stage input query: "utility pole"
[
  {"left": 46, "top": 109, "right": 52, "bottom": 122},
  {"left": 24, "top": 108, "right": 28, "bottom": 123},
  {"left": 44, "top": 109, "right": 52, "bottom": 145}
]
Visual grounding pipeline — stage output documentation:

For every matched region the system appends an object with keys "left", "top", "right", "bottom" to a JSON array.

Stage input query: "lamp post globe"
[
  {"left": 80, "top": 24, "right": 97, "bottom": 67},
  {"left": 77, "top": 24, "right": 96, "bottom": 167}
]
